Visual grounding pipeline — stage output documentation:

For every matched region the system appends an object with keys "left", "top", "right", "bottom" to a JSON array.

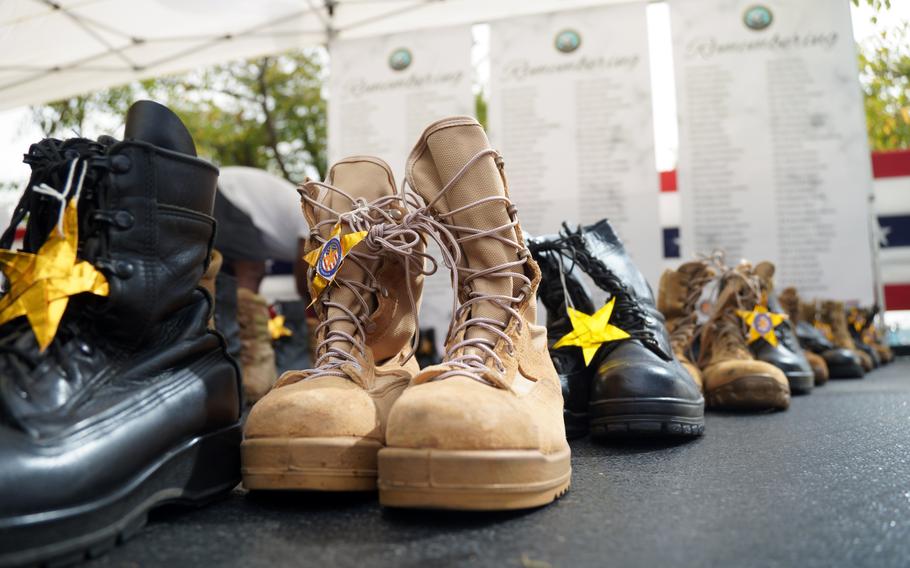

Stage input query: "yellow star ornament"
[
  {"left": 553, "top": 297, "right": 631, "bottom": 366},
  {"left": 268, "top": 314, "right": 293, "bottom": 341},
  {"left": 302, "top": 223, "right": 367, "bottom": 305},
  {"left": 0, "top": 199, "right": 108, "bottom": 351},
  {"left": 736, "top": 304, "right": 787, "bottom": 347}
]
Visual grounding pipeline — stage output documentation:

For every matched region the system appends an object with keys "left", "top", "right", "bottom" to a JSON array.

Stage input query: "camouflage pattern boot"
[
  {"left": 380, "top": 117, "right": 570, "bottom": 510},
  {"left": 242, "top": 156, "right": 424, "bottom": 491}
]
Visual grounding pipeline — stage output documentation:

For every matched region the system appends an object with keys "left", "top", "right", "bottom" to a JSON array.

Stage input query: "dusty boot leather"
[
  {"left": 750, "top": 262, "right": 814, "bottom": 394},
  {"left": 236, "top": 288, "right": 278, "bottom": 403},
  {"left": 805, "top": 351, "right": 829, "bottom": 385},
  {"left": 556, "top": 221, "right": 704, "bottom": 438},
  {"left": 697, "top": 270, "right": 790, "bottom": 411},
  {"left": 779, "top": 288, "right": 864, "bottom": 379},
  {"left": 528, "top": 233, "right": 598, "bottom": 440},
  {"left": 243, "top": 156, "right": 424, "bottom": 491},
  {"left": 0, "top": 101, "right": 241, "bottom": 566},
  {"left": 381, "top": 117, "right": 570, "bottom": 511},
  {"left": 821, "top": 300, "right": 874, "bottom": 372}
]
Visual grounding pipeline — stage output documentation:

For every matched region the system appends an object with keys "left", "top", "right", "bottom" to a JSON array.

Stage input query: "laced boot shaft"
[
  {"left": 822, "top": 300, "right": 856, "bottom": 350},
  {"left": 779, "top": 287, "right": 800, "bottom": 323},
  {"left": 405, "top": 117, "right": 541, "bottom": 386},
  {"left": 698, "top": 270, "right": 761, "bottom": 367},
  {"left": 658, "top": 261, "right": 716, "bottom": 360},
  {"left": 281, "top": 158, "right": 426, "bottom": 385}
]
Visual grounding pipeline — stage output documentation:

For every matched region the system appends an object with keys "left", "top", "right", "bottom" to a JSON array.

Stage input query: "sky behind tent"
[{"left": 0, "top": 1, "right": 905, "bottom": 188}]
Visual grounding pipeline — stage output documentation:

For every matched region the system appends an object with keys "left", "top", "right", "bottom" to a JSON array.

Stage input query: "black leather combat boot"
[
  {"left": 559, "top": 220, "right": 704, "bottom": 438},
  {"left": 750, "top": 262, "right": 814, "bottom": 394},
  {"left": 778, "top": 288, "right": 865, "bottom": 379},
  {"left": 0, "top": 101, "right": 242, "bottom": 567},
  {"left": 528, "top": 234, "right": 597, "bottom": 440}
]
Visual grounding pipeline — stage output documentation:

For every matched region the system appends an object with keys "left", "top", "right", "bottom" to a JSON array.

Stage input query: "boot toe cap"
[
  {"left": 244, "top": 376, "right": 380, "bottom": 440},
  {"left": 385, "top": 376, "right": 564, "bottom": 452},
  {"left": 591, "top": 343, "right": 702, "bottom": 403},
  {"left": 823, "top": 348, "right": 865, "bottom": 378}
]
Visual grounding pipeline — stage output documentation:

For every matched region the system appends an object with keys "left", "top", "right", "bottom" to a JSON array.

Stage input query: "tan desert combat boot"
[
  {"left": 657, "top": 260, "right": 720, "bottom": 392},
  {"left": 242, "top": 156, "right": 424, "bottom": 491},
  {"left": 379, "top": 117, "right": 570, "bottom": 510},
  {"left": 697, "top": 270, "right": 790, "bottom": 410},
  {"left": 237, "top": 287, "right": 278, "bottom": 403},
  {"left": 821, "top": 300, "right": 873, "bottom": 372}
]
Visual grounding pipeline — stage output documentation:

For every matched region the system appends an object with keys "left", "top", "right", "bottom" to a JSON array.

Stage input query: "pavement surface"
[{"left": 87, "top": 360, "right": 910, "bottom": 568}]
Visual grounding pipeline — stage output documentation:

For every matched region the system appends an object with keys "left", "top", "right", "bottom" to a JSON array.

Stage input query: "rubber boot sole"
[
  {"left": 705, "top": 375, "right": 791, "bottom": 411},
  {"left": 588, "top": 397, "right": 705, "bottom": 438},
  {"left": 242, "top": 437, "right": 382, "bottom": 491},
  {"left": 828, "top": 360, "right": 865, "bottom": 379},
  {"left": 786, "top": 371, "right": 815, "bottom": 395},
  {"left": 377, "top": 446, "right": 571, "bottom": 510},
  {"left": 0, "top": 423, "right": 241, "bottom": 568}
]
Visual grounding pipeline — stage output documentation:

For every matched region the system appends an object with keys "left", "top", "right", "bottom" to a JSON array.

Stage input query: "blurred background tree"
[
  {"left": 858, "top": 22, "right": 910, "bottom": 151},
  {"left": 30, "top": 50, "right": 327, "bottom": 182}
]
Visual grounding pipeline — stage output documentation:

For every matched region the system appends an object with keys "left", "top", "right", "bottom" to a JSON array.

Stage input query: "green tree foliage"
[
  {"left": 30, "top": 50, "right": 327, "bottom": 182},
  {"left": 858, "top": 21, "right": 910, "bottom": 151}
]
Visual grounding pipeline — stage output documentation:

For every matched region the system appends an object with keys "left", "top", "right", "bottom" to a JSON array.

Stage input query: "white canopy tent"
[{"left": 0, "top": 0, "right": 628, "bottom": 110}]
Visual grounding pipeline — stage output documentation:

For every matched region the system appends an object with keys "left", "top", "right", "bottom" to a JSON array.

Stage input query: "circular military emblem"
[
  {"left": 743, "top": 5, "right": 773, "bottom": 31},
  {"left": 754, "top": 313, "right": 774, "bottom": 335},
  {"left": 699, "top": 299, "right": 714, "bottom": 317},
  {"left": 316, "top": 237, "right": 343, "bottom": 280},
  {"left": 388, "top": 48, "right": 412, "bottom": 71},
  {"left": 554, "top": 29, "right": 581, "bottom": 54}
]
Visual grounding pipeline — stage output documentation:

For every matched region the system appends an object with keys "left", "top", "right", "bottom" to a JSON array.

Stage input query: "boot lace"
[
  {"left": 295, "top": 182, "right": 453, "bottom": 382},
  {"left": 696, "top": 269, "right": 760, "bottom": 367},
  {"left": 404, "top": 149, "right": 532, "bottom": 385}
]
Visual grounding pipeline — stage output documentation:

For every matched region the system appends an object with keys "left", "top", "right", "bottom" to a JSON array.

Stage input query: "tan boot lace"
[
  {"left": 294, "top": 182, "right": 436, "bottom": 381},
  {"left": 403, "top": 149, "right": 532, "bottom": 385},
  {"left": 697, "top": 269, "right": 761, "bottom": 366}
]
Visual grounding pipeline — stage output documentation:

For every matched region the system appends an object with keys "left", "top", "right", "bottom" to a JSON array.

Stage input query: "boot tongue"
[
  {"left": 316, "top": 158, "right": 396, "bottom": 359},
  {"left": 408, "top": 118, "right": 525, "bottom": 355},
  {"left": 123, "top": 101, "right": 197, "bottom": 157}
]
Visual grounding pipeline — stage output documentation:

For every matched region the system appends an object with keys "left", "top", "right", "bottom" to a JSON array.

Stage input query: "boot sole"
[
  {"left": 588, "top": 397, "right": 705, "bottom": 438},
  {"left": 242, "top": 437, "right": 382, "bottom": 491},
  {"left": 706, "top": 375, "right": 791, "bottom": 411},
  {"left": 828, "top": 361, "right": 866, "bottom": 379},
  {"left": 377, "top": 446, "right": 571, "bottom": 510},
  {"left": 786, "top": 371, "right": 815, "bottom": 395},
  {"left": 0, "top": 423, "right": 241, "bottom": 568}
]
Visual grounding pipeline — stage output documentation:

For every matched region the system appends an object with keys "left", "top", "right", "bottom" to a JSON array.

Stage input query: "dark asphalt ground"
[{"left": 87, "top": 359, "right": 910, "bottom": 568}]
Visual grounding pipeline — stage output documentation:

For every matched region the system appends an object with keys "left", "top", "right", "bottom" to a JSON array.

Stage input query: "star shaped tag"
[
  {"left": 0, "top": 199, "right": 108, "bottom": 351},
  {"left": 268, "top": 314, "right": 293, "bottom": 341},
  {"left": 553, "top": 297, "right": 631, "bottom": 366},
  {"left": 736, "top": 304, "right": 787, "bottom": 347},
  {"left": 302, "top": 222, "right": 367, "bottom": 305}
]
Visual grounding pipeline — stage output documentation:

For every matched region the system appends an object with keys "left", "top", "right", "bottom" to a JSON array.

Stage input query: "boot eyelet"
[
  {"left": 115, "top": 261, "right": 134, "bottom": 279},
  {"left": 111, "top": 155, "right": 131, "bottom": 173},
  {"left": 114, "top": 210, "right": 134, "bottom": 229},
  {"left": 381, "top": 287, "right": 389, "bottom": 298},
  {"left": 78, "top": 341, "right": 94, "bottom": 356}
]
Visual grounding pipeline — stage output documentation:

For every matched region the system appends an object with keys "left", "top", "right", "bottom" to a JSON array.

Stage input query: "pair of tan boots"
[{"left": 241, "top": 117, "right": 571, "bottom": 510}]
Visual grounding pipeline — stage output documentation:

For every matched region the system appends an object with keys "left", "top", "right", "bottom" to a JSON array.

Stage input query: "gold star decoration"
[
  {"left": 302, "top": 223, "right": 367, "bottom": 305},
  {"left": 736, "top": 304, "right": 787, "bottom": 347},
  {"left": 553, "top": 297, "right": 631, "bottom": 366},
  {"left": 268, "top": 314, "right": 293, "bottom": 341},
  {"left": 0, "top": 199, "right": 108, "bottom": 351}
]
